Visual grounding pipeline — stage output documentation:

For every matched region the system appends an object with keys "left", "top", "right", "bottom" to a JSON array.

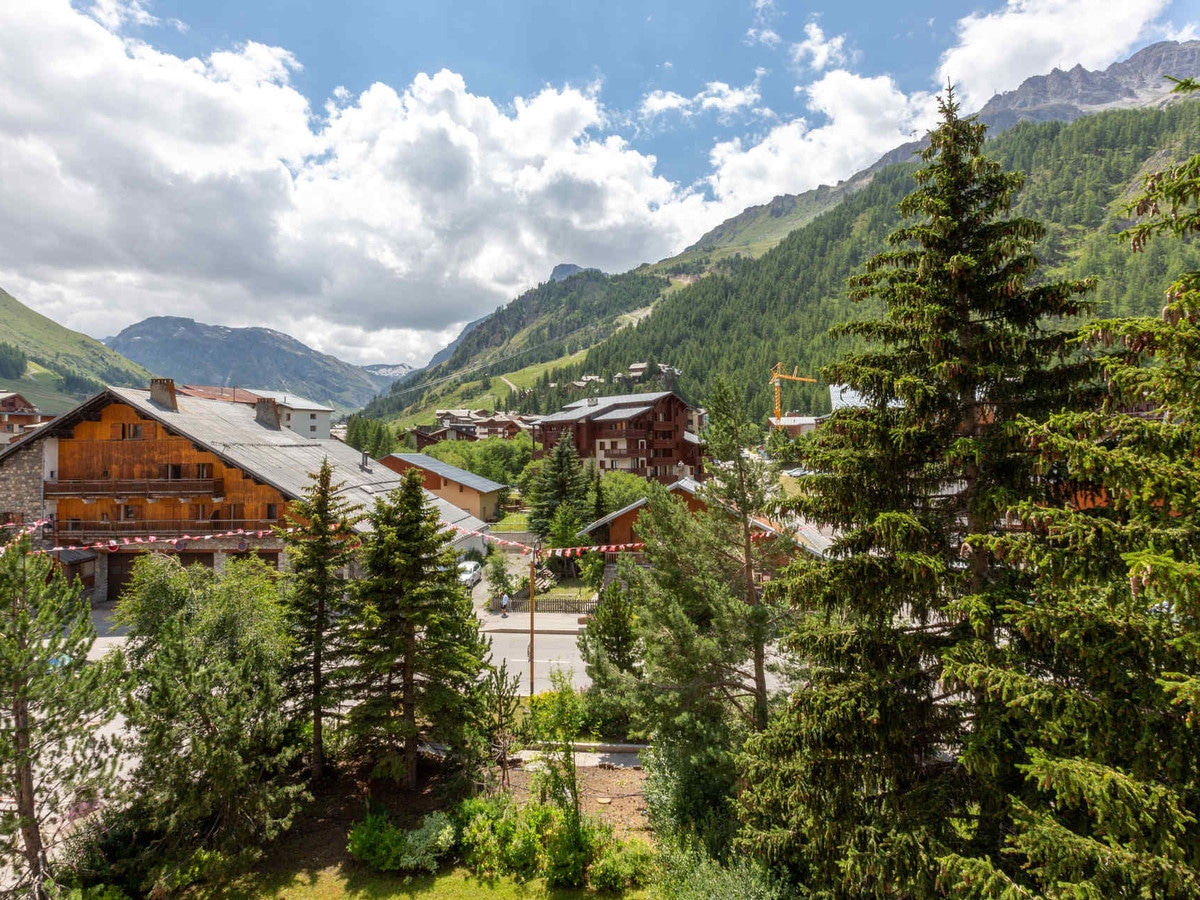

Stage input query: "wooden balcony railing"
[
  {"left": 601, "top": 446, "right": 641, "bottom": 458},
  {"left": 45, "top": 478, "right": 224, "bottom": 498},
  {"left": 55, "top": 518, "right": 278, "bottom": 541}
]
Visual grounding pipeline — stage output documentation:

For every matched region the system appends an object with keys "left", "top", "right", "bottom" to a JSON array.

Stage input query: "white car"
[{"left": 458, "top": 560, "right": 483, "bottom": 588}]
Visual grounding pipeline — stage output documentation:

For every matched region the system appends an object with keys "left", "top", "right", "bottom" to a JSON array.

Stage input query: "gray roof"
[
  {"left": 245, "top": 389, "right": 334, "bottom": 413},
  {"left": 386, "top": 453, "right": 506, "bottom": 494},
  {"left": 96, "top": 388, "right": 486, "bottom": 542},
  {"left": 590, "top": 405, "right": 652, "bottom": 422},
  {"left": 577, "top": 476, "right": 702, "bottom": 536},
  {"left": 535, "top": 391, "right": 674, "bottom": 425}
]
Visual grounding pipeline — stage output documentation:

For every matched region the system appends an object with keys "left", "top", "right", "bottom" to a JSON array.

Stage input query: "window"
[
  {"left": 310, "top": 413, "right": 317, "bottom": 420},
  {"left": 266, "top": 503, "right": 277, "bottom": 520},
  {"left": 310, "top": 425, "right": 317, "bottom": 432},
  {"left": 168, "top": 464, "right": 182, "bottom": 480},
  {"left": 196, "top": 463, "right": 213, "bottom": 479},
  {"left": 122, "top": 504, "right": 136, "bottom": 520}
]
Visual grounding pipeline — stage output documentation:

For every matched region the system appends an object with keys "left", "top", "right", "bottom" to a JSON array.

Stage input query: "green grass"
[
  {"left": 202, "top": 864, "right": 648, "bottom": 899},
  {"left": 491, "top": 513, "right": 530, "bottom": 533},
  {"left": 0, "top": 362, "right": 86, "bottom": 413}
]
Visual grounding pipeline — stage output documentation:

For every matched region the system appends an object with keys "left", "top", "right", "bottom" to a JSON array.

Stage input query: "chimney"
[
  {"left": 255, "top": 397, "right": 281, "bottom": 429},
  {"left": 150, "top": 378, "right": 178, "bottom": 411}
]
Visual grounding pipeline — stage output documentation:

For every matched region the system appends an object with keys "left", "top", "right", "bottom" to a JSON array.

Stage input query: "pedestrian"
[{"left": 500, "top": 591, "right": 509, "bottom": 618}]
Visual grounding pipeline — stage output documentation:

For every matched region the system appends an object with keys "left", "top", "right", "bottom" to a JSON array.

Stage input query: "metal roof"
[
  {"left": 386, "top": 453, "right": 506, "bottom": 493},
  {"left": 245, "top": 390, "right": 334, "bottom": 412},
  {"left": 3, "top": 387, "right": 487, "bottom": 544},
  {"left": 590, "top": 405, "right": 652, "bottom": 422},
  {"left": 534, "top": 391, "right": 675, "bottom": 425}
]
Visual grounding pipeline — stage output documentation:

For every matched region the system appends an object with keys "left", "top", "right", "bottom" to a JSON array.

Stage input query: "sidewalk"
[{"left": 477, "top": 607, "right": 587, "bottom": 635}]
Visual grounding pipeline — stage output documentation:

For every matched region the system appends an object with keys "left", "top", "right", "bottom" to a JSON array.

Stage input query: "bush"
[
  {"left": 456, "top": 794, "right": 516, "bottom": 876},
  {"left": 347, "top": 811, "right": 456, "bottom": 874},
  {"left": 588, "top": 839, "right": 656, "bottom": 892},
  {"left": 655, "top": 843, "right": 788, "bottom": 900},
  {"left": 545, "top": 816, "right": 610, "bottom": 889}
]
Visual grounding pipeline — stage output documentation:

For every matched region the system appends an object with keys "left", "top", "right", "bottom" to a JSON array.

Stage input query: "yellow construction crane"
[{"left": 770, "top": 362, "right": 817, "bottom": 424}]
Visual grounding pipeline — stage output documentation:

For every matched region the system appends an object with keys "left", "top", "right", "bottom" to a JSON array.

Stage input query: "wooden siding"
[{"left": 52, "top": 401, "right": 285, "bottom": 537}]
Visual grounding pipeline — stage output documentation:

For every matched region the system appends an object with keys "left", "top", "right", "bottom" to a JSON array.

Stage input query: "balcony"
[
  {"left": 600, "top": 446, "right": 641, "bottom": 458},
  {"left": 45, "top": 478, "right": 224, "bottom": 499},
  {"left": 603, "top": 428, "right": 647, "bottom": 440},
  {"left": 651, "top": 439, "right": 677, "bottom": 450},
  {"left": 55, "top": 518, "right": 278, "bottom": 543}
]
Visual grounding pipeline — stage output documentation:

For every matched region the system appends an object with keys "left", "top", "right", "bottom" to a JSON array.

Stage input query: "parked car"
[{"left": 458, "top": 560, "right": 483, "bottom": 588}]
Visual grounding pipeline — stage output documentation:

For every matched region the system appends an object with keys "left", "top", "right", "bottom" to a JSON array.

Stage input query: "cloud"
[
  {"left": 746, "top": 27, "right": 782, "bottom": 48},
  {"left": 0, "top": 2, "right": 724, "bottom": 366},
  {"left": 707, "top": 71, "right": 936, "bottom": 207},
  {"left": 789, "top": 22, "right": 848, "bottom": 71},
  {"left": 639, "top": 72, "right": 765, "bottom": 122},
  {"left": 937, "top": 0, "right": 1173, "bottom": 109}
]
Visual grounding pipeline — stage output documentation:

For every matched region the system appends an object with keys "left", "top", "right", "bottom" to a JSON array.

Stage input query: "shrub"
[
  {"left": 588, "top": 839, "right": 656, "bottom": 892},
  {"left": 655, "top": 843, "right": 788, "bottom": 900},
  {"left": 347, "top": 811, "right": 456, "bottom": 874},
  {"left": 544, "top": 815, "right": 610, "bottom": 889},
  {"left": 456, "top": 795, "right": 517, "bottom": 876}
]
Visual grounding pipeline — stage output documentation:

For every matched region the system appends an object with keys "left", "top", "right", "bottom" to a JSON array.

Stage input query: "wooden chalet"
[
  {"left": 531, "top": 391, "right": 703, "bottom": 484},
  {"left": 0, "top": 379, "right": 488, "bottom": 602},
  {"left": 0, "top": 392, "right": 53, "bottom": 446}
]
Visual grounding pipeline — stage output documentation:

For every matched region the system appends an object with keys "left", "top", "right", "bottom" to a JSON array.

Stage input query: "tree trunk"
[
  {"left": 13, "top": 693, "right": 48, "bottom": 898},
  {"left": 404, "top": 623, "right": 417, "bottom": 791},
  {"left": 312, "top": 598, "right": 325, "bottom": 780}
]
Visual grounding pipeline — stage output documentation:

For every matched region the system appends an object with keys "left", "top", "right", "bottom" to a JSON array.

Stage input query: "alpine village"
[{"left": 7, "top": 30, "right": 1200, "bottom": 900}]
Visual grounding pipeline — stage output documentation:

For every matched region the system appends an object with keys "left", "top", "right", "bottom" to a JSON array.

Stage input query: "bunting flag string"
[{"left": 6, "top": 516, "right": 647, "bottom": 561}]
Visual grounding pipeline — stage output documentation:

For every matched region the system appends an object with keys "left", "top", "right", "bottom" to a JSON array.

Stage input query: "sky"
[{"left": 0, "top": 1, "right": 1197, "bottom": 368}]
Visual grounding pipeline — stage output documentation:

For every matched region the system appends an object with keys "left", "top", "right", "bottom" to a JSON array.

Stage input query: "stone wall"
[{"left": 0, "top": 442, "right": 46, "bottom": 547}]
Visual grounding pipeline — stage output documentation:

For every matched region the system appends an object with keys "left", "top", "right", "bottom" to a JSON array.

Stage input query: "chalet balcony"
[
  {"left": 55, "top": 518, "right": 278, "bottom": 543},
  {"left": 601, "top": 446, "right": 641, "bottom": 458},
  {"left": 651, "top": 438, "right": 677, "bottom": 449},
  {"left": 45, "top": 478, "right": 224, "bottom": 499},
  {"left": 607, "top": 428, "right": 648, "bottom": 439}
]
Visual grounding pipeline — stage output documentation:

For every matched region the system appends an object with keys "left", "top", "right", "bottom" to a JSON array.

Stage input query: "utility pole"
[{"left": 528, "top": 545, "right": 537, "bottom": 697}]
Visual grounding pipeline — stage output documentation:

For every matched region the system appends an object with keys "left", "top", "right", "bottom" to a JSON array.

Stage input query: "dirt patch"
[
  {"left": 506, "top": 763, "right": 650, "bottom": 840},
  {"left": 254, "top": 758, "right": 649, "bottom": 877}
]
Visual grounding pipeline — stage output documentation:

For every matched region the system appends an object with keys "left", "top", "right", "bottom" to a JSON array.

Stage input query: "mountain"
[
  {"left": 363, "top": 362, "right": 415, "bottom": 379},
  {"left": 577, "top": 97, "right": 1200, "bottom": 421},
  {"left": 106, "top": 317, "right": 397, "bottom": 412},
  {"left": 0, "top": 286, "right": 151, "bottom": 412},
  {"left": 366, "top": 94, "right": 1200, "bottom": 426},
  {"left": 659, "top": 40, "right": 1200, "bottom": 272},
  {"left": 976, "top": 40, "right": 1200, "bottom": 130},
  {"left": 550, "top": 263, "right": 599, "bottom": 282},
  {"left": 361, "top": 268, "right": 668, "bottom": 420}
]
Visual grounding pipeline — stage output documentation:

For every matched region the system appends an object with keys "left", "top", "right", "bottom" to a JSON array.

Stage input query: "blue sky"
[{"left": 0, "top": 1, "right": 1196, "bottom": 366}]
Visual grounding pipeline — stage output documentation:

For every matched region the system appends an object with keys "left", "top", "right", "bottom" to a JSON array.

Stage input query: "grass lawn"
[
  {"left": 490, "top": 512, "right": 530, "bottom": 533},
  {"left": 204, "top": 865, "right": 648, "bottom": 899}
]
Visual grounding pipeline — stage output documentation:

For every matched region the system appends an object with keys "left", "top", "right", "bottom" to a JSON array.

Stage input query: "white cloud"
[
  {"left": 937, "top": 0, "right": 1173, "bottom": 109},
  {"left": 790, "top": 22, "right": 848, "bottom": 71},
  {"left": 0, "top": 2, "right": 724, "bottom": 366},
  {"left": 639, "top": 72, "right": 765, "bottom": 122},
  {"left": 746, "top": 27, "right": 782, "bottom": 48},
  {"left": 87, "top": 0, "right": 158, "bottom": 31},
  {"left": 707, "top": 71, "right": 936, "bottom": 207}
]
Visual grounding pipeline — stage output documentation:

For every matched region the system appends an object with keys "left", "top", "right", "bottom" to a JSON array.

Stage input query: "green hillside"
[
  {"left": 576, "top": 100, "right": 1200, "bottom": 421},
  {"left": 358, "top": 99, "right": 1200, "bottom": 427},
  {"left": 0, "top": 287, "right": 151, "bottom": 411},
  {"left": 360, "top": 269, "right": 668, "bottom": 420}
]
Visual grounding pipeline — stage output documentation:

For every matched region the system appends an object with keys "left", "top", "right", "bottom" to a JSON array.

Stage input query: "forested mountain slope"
[
  {"left": 360, "top": 268, "right": 667, "bottom": 419},
  {"left": 579, "top": 99, "right": 1200, "bottom": 421}
]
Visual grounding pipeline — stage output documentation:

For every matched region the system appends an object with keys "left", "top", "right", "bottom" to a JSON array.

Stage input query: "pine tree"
[
  {"left": 937, "top": 77, "right": 1200, "bottom": 899},
  {"left": 119, "top": 554, "right": 304, "bottom": 881},
  {"left": 528, "top": 432, "right": 589, "bottom": 537},
  {"left": 279, "top": 458, "right": 363, "bottom": 780},
  {"left": 737, "top": 89, "right": 1098, "bottom": 896},
  {"left": 347, "top": 469, "right": 488, "bottom": 789},
  {"left": 0, "top": 534, "right": 121, "bottom": 898}
]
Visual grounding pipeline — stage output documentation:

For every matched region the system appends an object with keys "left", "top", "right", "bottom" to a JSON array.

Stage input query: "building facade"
[
  {"left": 531, "top": 392, "right": 703, "bottom": 483},
  {"left": 0, "top": 379, "right": 488, "bottom": 602}
]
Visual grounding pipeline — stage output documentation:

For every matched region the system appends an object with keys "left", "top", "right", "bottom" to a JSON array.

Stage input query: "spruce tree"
[
  {"left": 279, "top": 458, "right": 363, "bottom": 780},
  {"left": 528, "top": 432, "right": 589, "bottom": 536},
  {"left": 0, "top": 534, "right": 121, "bottom": 898},
  {"left": 347, "top": 469, "right": 488, "bottom": 789},
  {"left": 938, "top": 77, "right": 1200, "bottom": 899},
  {"left": 737, "top": 90, "right": 1098, "bottom": 896}
]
